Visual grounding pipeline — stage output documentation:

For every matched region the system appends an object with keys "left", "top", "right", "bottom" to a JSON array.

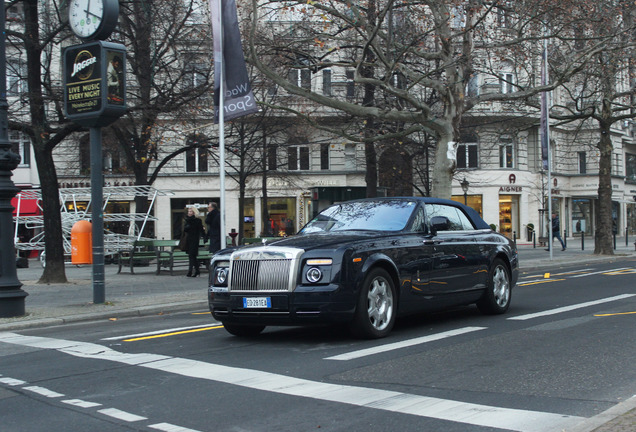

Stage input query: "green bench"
[
  {"left": 156, "top": 239, "right": 214, "bottom": 275},
  {"left": 117, "top": 239, "right": 177, "bottom": 274}
]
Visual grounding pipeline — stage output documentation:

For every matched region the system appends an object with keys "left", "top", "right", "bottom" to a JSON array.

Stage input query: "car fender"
[{"left": 357, "top": 252, "right": 400, "bottom": 293}]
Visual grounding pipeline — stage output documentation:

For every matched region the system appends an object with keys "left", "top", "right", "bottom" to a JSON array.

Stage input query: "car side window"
[
  {"left": 409, "top": 207, "right": 427, "bottom": 233},
  {"left": 425, "top": 204, "right": 475, "bottom": 231}
]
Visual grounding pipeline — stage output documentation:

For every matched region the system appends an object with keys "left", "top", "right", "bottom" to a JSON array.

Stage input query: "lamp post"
[
  {"left": 460, "top": 177, "right": 469, "bottom": 206},
  {"left": 0, "top": 5, "right": 28, "bottom": 317}
]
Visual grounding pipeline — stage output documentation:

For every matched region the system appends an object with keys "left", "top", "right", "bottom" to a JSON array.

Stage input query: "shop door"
[{"left": 499, "top": 195, "right": 519, "bottom": 240}]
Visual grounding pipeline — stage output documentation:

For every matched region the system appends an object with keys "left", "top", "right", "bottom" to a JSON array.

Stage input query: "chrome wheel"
[
  {"left": 477, "top": 258, "right": 511, "bottom": 315},
  {"left": 351, "top": 268, "right": 397, "bottom": 338},
  {"left": 367, "top": 275, "right": 394, "bottom": 331},
  {"left": 492, "top": 264, "right": 510, "bottom": 307}
]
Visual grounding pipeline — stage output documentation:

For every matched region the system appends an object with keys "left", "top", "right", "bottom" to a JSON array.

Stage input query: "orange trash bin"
[{"left": 71, "top": 220, "right": 93, "bottom": 264}]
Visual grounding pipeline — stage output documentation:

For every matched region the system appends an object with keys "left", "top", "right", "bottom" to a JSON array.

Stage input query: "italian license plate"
[{"left": 243, "top": 297, "right": 271, "bottom": 308}]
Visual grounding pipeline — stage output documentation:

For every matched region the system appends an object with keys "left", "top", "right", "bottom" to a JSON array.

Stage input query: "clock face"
[{"left": 69, "top": 0, "right": 105, "bottom": 39}]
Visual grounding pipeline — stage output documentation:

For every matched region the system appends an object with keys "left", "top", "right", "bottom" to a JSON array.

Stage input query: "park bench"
[
  {"left": 117, "top": 239, "right": 177, "bottom": 274},
  {"left": 156, "top": 239, "right": 214, "bottom": 275}
]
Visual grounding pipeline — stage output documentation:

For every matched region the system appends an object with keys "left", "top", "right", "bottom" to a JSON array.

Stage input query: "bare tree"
[{"left": 244, "top": 0, "right": 616, "bottom": 198}]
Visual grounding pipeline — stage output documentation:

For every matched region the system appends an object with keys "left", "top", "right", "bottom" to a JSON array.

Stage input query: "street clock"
[{"left": 68, "top": 0, "right": 119, "bottom": 40}]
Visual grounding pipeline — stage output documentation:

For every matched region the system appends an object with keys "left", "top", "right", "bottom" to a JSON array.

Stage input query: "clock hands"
[{"left": 84, "top": 9, "right": 102, "bottom": 20}]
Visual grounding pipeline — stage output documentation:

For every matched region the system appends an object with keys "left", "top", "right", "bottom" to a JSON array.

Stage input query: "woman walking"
[{"left": 183, "top": 207, "right": 205, "bottom": 277}]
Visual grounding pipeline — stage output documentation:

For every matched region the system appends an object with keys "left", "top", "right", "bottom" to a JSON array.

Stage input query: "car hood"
[{"left": 255, "top": 231, "right": 388, "bottom": 251}]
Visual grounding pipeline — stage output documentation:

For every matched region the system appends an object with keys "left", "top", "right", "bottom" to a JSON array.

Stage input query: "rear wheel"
[
  {"left": 350, "top": 268, "right": 396, "bottom": 339},
  {"left": 477, "top": 258, "right": 511, "bottom": 314},
  {"left": 223, "top": 323, "right": 266, "bottom": 337}
]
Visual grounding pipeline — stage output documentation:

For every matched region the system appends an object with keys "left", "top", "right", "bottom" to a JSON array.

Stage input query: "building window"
[
  {"left": 626, "top": 153, "right": 636, "bottom": 182},
  {"left": 578, "top": 151, "right": 587, "bottom": 174},
  {"left": 500, "top": 72, "right": 515, "bottom": 94},
  {"left": 450, "top": 6, "right": 465, "bottom": 29},
  {"left": 614, "top": 153, "right": 621, "bottom": 176},
  {"left": 185, "top": 135, "right": 208, "bottom": 172},
  {"left": 183, "top": 60, "right": 208, "bottom": 90},
  {"left": 466, "top": 73, "right": 480, "bottom": 97},
  {"left": 457, "top": 143, "right": 478, "bottom": 169},
  {"left": 9, "top": 130, "right": 30, "bottom": 167},
  {"left": 267, "top": 145, "right": 277, "bottom": 171},
  {"left": 346, "top": 70, "right": 355, "bottom": 99},
  {"left": 7, "top": 59, "right": 26, "bottom": 96},
  {"left": 288, "top": 146, "right": 309, "bottom": 170},
  {"left": 499, "top": 139, "right": 514, "bottom": 168},
  {"left": 496, "top": 1, "right": 514, "bottom": 28},
  {"left": 103, "top": 151, "right": 123, "bottom": 173},
  {"left": 344, "top": 143, "right": 357, "bottom": 170},
  {"left": 320, "top": 144, "right": 330, "bottom": 170},
  {"left": 322, "top": 69, "right": 332, "bottom": 96},
  {"left": 288, "top": 69, "right": 311, "bottom": 90}
]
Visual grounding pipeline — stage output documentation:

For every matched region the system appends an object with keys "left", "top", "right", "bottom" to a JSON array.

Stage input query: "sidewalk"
[{"left": 0, "top": 239, "right": 635, "bottom": 432}]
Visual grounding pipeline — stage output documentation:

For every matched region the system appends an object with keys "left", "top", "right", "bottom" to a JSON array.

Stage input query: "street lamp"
[
  {"left": 460, "top": 177, "right": 469, "bottom": 205},
  {"left": 0, "top": 5, "right": 27, "bottom": 317}
]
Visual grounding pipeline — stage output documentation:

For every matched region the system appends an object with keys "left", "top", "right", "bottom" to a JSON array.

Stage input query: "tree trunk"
[
  {"left": 431, "top": 131, "right": 455, "bottom": 199},
  {"left": 594, "top": 120, "right": 614, "bottom": 255}
]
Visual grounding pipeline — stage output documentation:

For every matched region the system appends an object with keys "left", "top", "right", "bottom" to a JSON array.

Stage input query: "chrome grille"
[{"left": 228, "top": 246, "right": 304, "bottom": 292}]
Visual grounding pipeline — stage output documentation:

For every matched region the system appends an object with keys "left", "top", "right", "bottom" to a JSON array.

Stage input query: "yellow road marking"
[
  {"left": 191, "top": 312, "right": 212, "bottom": 315},
  {"left": 594, "top": 311, "right": 636, "bottom": 317},
  {"left": 603, "top": 269, "right": 636, "bottom": 276},
  {"left": 518, "top": 278, "right": 566, "bottom": 286},
  {"left": 124, "top": 325, "right": 223, "bottom": 342}
]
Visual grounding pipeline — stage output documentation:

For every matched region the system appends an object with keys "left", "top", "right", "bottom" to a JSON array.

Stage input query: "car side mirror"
[{"left": 430, "top": 216, "right": 450, "bottom": 234}]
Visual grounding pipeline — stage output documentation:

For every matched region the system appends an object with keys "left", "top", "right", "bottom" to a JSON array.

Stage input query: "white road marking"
[
  {"left": 569, "top": 267, "right": 631, "bottom": 278},
  {"left": 98, "top": 407, "right": 147, "bottom": 422},
  {"left": 0, "top": 377, "right": 26, "bottom": 386},
  {"left": 325, "top": 327, "right": 486, "bottom": 360},
  {"left": 23, "top": 385, "right": 64, "bottom": 398},
  {"left": 149, "top": 422, "right": 202, "bottom": 432},
  {"left": 0, "top": 332, "right": 584, "bottom": 432},
  {"left": 62, "top": 399, "right": 102, "bottom": 408},
  {"left": 508, "top": 294, "right": 636, "bottom": 321},
  {"left": 101, "top": 324, "right": 220, "bottom": 341}
]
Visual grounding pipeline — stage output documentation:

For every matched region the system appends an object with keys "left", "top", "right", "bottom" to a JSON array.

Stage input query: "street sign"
[{"left": 63, "top": 41, "right": 126, "bottom": 127}]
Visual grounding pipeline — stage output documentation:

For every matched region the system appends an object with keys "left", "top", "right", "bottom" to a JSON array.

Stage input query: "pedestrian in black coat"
[
  {"left": 205, "top": 202, "right": 222, "bottom": 253},
  {"left": 183, "top": 207, "right": 205, "bottom": 277}
]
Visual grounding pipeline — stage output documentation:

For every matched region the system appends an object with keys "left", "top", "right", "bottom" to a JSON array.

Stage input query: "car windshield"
[{"left": 300, "top": 200, "right": 417, "bottom": 233}]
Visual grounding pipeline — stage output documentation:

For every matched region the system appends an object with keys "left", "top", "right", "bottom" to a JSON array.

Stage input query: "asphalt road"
[{"left": 1, "top": 257, "right": 636, "bottom": 432}]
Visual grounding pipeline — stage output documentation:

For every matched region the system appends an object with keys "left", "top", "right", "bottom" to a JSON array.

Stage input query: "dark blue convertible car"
[{"left": 208, "top": 197, "right": 518, "bottom": 338}]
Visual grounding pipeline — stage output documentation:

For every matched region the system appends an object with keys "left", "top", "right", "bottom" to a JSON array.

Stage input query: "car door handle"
[{"left": 424, "top": 239, "right": 442, "bottom": 245}]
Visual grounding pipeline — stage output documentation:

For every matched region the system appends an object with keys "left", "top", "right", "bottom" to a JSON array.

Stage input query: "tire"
[
  {"left": 350, "top": 268, "right": 396, "bottom": 339},
  {"left": 477, "top": 258, "right": 511, "bottom": 314},
  {"left": 223, "top": 323, "right": 266, "bottom": 337}
]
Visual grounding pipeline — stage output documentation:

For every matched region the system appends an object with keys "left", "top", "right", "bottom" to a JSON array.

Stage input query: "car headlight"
[
  {"left": 303, "top": 258, "right": 332, "bottom": 285},
  {"left": 213, "top": 261, "right": 230, "bottom": 286},
  {"left": 306, "top": 267, "right": 322, "bottom": 283}
]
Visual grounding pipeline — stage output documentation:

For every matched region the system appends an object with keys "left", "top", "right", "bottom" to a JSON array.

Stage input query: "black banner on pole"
[{"left": 211, "top": 0, "right": 258, "bottom": 122}]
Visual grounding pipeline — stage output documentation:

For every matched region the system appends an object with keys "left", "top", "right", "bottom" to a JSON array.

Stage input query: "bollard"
[
  {"left": 532, "top": 231, "right": 536, "bottom": 248},
  {"left": 613, "top": 232, "right": 616, "bottom": 250},
  {"left": 564, "top": 229, "right": 567, "bottom": 248},
  {"left": 581, "top": 231, "right": 584, "bottom": 250},
  {"left": 513, "top": 231, "right": 516, "bottom": 246},
  {"left": 626, "top": 227, "right": 629, "bottom": 247}
]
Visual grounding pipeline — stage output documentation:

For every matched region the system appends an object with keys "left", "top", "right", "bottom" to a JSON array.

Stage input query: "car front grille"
[{"left": 228, "top": 247, "right": 304, "bottom": 292}]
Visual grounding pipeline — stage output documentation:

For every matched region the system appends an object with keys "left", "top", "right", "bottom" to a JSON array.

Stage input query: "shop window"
[
  {"left": 9, "top": 130, "right": 31, "bottom": 167},
  {"left": 288, "top": 146, "right": 309, "bottom": 170},
  {"left": 457, "top": 143, "right": 478, "bottom": 169},
  {"left": 578, "top": 152, "right": 587, "bottom": 174},
  {"left": 499, "top": 139, "right": 514, "bottom": 168},
  {"left": 264, "top": 197, "right": 297, "bottom": 237}
]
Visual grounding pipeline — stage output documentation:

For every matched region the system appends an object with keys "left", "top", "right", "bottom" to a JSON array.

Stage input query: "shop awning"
[{"left": 12, "top": 196, "right": 42, "bottom": 216}]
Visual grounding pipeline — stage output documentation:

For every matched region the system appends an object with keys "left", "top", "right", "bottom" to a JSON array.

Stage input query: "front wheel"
[
  {"left": 223, "top": 323, "right": 266, "bottom": 337},
  {"left": 350, "top": 268, "right": 396, "bottom": 339},
  {"left": 477, "top": 258, "right": 511, "bottom": 314}
]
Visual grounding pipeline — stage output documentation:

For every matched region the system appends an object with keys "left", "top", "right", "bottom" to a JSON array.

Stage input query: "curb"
[
  {"left": 0, "top": 300, "right": 209, "bottom": 331},
  {"left": 565, "top": 396, "right": 636, "bottom": 432}
]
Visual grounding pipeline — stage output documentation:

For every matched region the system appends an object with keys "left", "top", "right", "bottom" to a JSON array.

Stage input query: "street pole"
[
  {"left": 0, "top": 5, "right": 28, "bottom": 317},
  {"left": 90, "top": 127, "right": 105, "bottom": 303}
]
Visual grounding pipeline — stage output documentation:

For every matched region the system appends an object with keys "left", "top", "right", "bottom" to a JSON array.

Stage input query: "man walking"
[
  {"left": 205, "top": 202, "right": 221, "bottom": 253},
  {"left": 547, "top": 212, "right": 566, "bottom": 251}
]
